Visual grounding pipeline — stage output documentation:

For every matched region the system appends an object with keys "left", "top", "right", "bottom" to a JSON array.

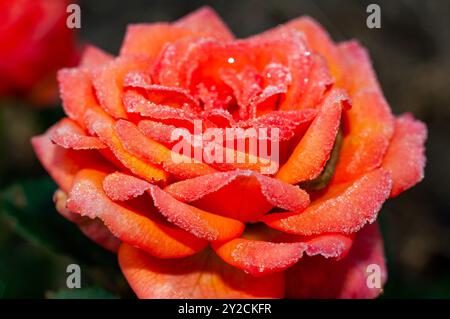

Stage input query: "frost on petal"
[
  {"left": 31, "top": 129, "right": 111, "bottom": 192},
  {"left": 276, "top": 89, "right": 348, "bottom": 184},
  {"left": 174, "top": 6, "right": 234, "bottom": 41},
  {"left": 262, "top": 168, "right": 392, "bottom": 235},
  {"left": 382, "top": 114, "right": 427, "bottom": 197},
  {"left": 118, "top": 244, "right": 284, "bottom": 299},
  {"left": 49, "top": 118, "right": 106, "bottom": 150},
  {"left": 103, "top": 172, "right": 151, "bottom": 201},
  {"left": 67, "top": 169, "right": 207, "bottom": 258},
  {"left": 54, "top": 189, "right": 120, "bottom": 252},
  {"left": 80, "top": 45, "right": 113, "bottom": 68},
  {"left": 164, "top": 170, "right": 309, "bottom": 222},
  {"left": 212, "top": 231, "right": 353, "bottom": 276},
  {"left": 285, "top": 223, "right": 387, "bottom": 299},
  {"left": 148, "top": 185, "right": 244, "bottom": 241}
]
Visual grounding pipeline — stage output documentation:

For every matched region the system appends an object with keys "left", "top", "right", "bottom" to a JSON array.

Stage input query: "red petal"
[
  {"left": 67, "top": 169, "right": 207, "bottom": 258},
  {"left": 54, "top": 189, "right": 120, "bottom": 252},
  {"left": 91, "top": 57, "right": 150, "bottom": 118},
  {"left": 382, "top": 114, "right": 427, "bottom": 197},
  {"left": 281, "top": 16, "right": 344, "bottom": 83},
  {"left": 148, "top": 185, "right": 245, "bottom": 242},
  {"left": 118, "top": 244, "right": 284, "bottom": 298},
  {"left": 285, "top": 223, "right": 387, "bottom": 299},
  {"left": 103, "top": 172, "right": 151, "bottom": 201},
  {"left": 276, "top": 89, "right": 348, "bottom": 184},
  {"left": 262, "top": 168, "right": 392, "bottom": 235},
  {"left": 138, "top": 120, "right": 177, "bottom": 145},
  {"left": 123, "top": 90, "right": 198, "bottom": 128},
  {"left": 119, "top": 23, "right": 193, "bottom": 59},
  {"left": 165, "top": 170, "right": 309, "bottom": 222},
  {"left": 174, "top": 6, "right": 234, "bottom": 41},
  {"left": 337, "top": 40, "right": 381, "bottom": 95},
  {"left": 80, "top": 45, "right": 113, "bottom": 68},
  {"left": 239, "top": 108, "right": 317, "bottom": 141},
  {"left": 212, "top": 232, "right": 353, "bottom": 276},
  {"left": 252, "top": 26, "right": 332, "bottom": 111},
  {"left": 57, "top": 67, "right": 98, "bottom": 123},
  {"left": 332, "top": 42, "right": 394, "bottom": 183},
  {"left": 83, "top": 107, "right": 168, "bottom": 183},
  {"left": 123, "top": 72, "right": 200, "bottom": 112},
  {"left": 31, "top": 129, "right": 110, "bottom": 192},
  {"left": 49, "top": 118, "right": 106, "bottom": 150},
  {"left": 115, "top": 119, "right": 217, "bottom": 179}
]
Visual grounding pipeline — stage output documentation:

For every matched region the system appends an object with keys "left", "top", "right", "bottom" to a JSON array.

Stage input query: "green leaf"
[
  {"left": 0, "top": 178, "right": 116, "bottom": 267},
  {"left": 48, "top": 287, "right": 118, "bottom": 299}
]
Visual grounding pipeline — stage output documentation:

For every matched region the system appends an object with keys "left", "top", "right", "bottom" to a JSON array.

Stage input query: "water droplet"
[{"left": 227, "top": 57, "right": 235, "bottom": 64}]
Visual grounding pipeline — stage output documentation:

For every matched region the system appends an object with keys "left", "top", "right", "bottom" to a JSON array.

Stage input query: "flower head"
[{"left": 32, "top": 7, "right": 427, "bottom": 298}]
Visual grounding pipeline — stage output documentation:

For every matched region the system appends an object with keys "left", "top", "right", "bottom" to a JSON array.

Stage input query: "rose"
[
  {"left": 0, "top": 0, "right": 79, "bottom": 105},
  {"left": 32, "top": 7, "right": 427, "bottom": 298}
]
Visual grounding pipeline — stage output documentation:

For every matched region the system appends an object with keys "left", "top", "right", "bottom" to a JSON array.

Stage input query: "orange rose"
[{"left": 32, "top": 7, "right": 427, "bottom": 298}]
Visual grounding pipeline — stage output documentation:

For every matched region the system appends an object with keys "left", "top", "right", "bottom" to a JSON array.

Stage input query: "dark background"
[{"left": 0, "top": 0, "right": 449, "bottom": 298}]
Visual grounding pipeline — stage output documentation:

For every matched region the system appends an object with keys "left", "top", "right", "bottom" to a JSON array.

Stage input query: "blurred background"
[{"left": 0, "top": 0, "right": 449, "bottom": 298}]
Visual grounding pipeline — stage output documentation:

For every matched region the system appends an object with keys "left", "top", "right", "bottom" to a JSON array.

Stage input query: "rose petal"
[
  {"left": 31, "top": 129, "right": 110, "bottom": 192},
  {"left": 174, "top": 6, "right": 234, "bottom": 41},
  {"left": 138, "top": 120, "right": 177, "bottom": 145},
  {"left": 83, "top": 106, "right": 168, "bottom": 183},
  {"left": 212, "top": 232, "right": 353, "bottom": 276},
  {"left": 115, "top": 119, "right": 217, "bottom": 179},
  {"left": 66, "top": 169, "right": 207, "bottom": 258},
  {"left": 278, "top": 16, "right": 344, "bottom": 83},
  {"left": 262, "top": 168, "right": 392, "bottom": 235},
  {"left": 276, "top": 89, "right": 348, "bottom": 184},
  {"left": 164, "top": 170, "right": 309, "bottom": 222},
  {"left": 148, "top": 185, "right": 245, "bottom": 242},
  {"left": 54, "top": 189, "right": 120, "bottom": 252},
  {"left": 118, "top": 244, "right": 284, "bottom": 298},
  {"left": 49, "top": 118, "right": 106, "bottom": 150},
  {"left": 91, "top": 56, "right": 151, "bottom": 118},
  {"left": 80, "top": 45, "right": 113, "bottom": 68},
  {"left": 57, "top": 67, "right": 98, "bottom": 123},
  {"left": 103, "top": 172, "right": 151, "bottom": 201},
  {"left": 285, "top": 223, "right": 387, "bottom": 299},
  {"left": 382, "top": 114, "right": 427, "bottom": 197},
  {"left": 119, "top": 23, "right": 192, "bottom": 59},
  {"left": 123, "top": 90, "right": 198, "bottom": 128},
  {"left": 332, "top": 41, "right": 394, "bottom": 183},
  {"left": 123, "top": 72, "right": 200, "bottom": 112}
]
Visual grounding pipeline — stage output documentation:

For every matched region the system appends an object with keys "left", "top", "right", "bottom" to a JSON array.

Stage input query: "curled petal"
[
  {"left": 382, "top": 114, "right": 427, "bottom": 197},
  {"left": 262, "top": 168, "right": 392, "bottom": 235},
  {"left": 31, "top": 128, "right": 111, "bottom": 192},
  {"left": 277, "top": 89, "right": 348, "bottom": 184},
  {"left": 119, "top": 244, "right": 284, "bottom": 299},
  {"left": 83, "top": 107, "right": 168, "bottom": 183},
  {"left": 54, "top": 189, "right": 120, "bottom": 252},
  {"left": 212, "top": 232, "right": 353, "bottom": 276},
  {"left": 148, "top": 185, "right": 245, "bottom": 242},
  {"left": 49, "top": 118, "right": 106, "bottom": 150},
  {"left": 285, "top": 223, "right": 387, "bottom": 299},
  {"left": 66, "top": 169, "right": 207, "bottom": 258},
  {"left": 103, "top": 172, "right": 151, "bottom": 201},
  {"left": 91, "top": 57, "right": 151, "bottom": 118},
  {"left": 164, "top": 170, "right": 310, "bottom": 222}
]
